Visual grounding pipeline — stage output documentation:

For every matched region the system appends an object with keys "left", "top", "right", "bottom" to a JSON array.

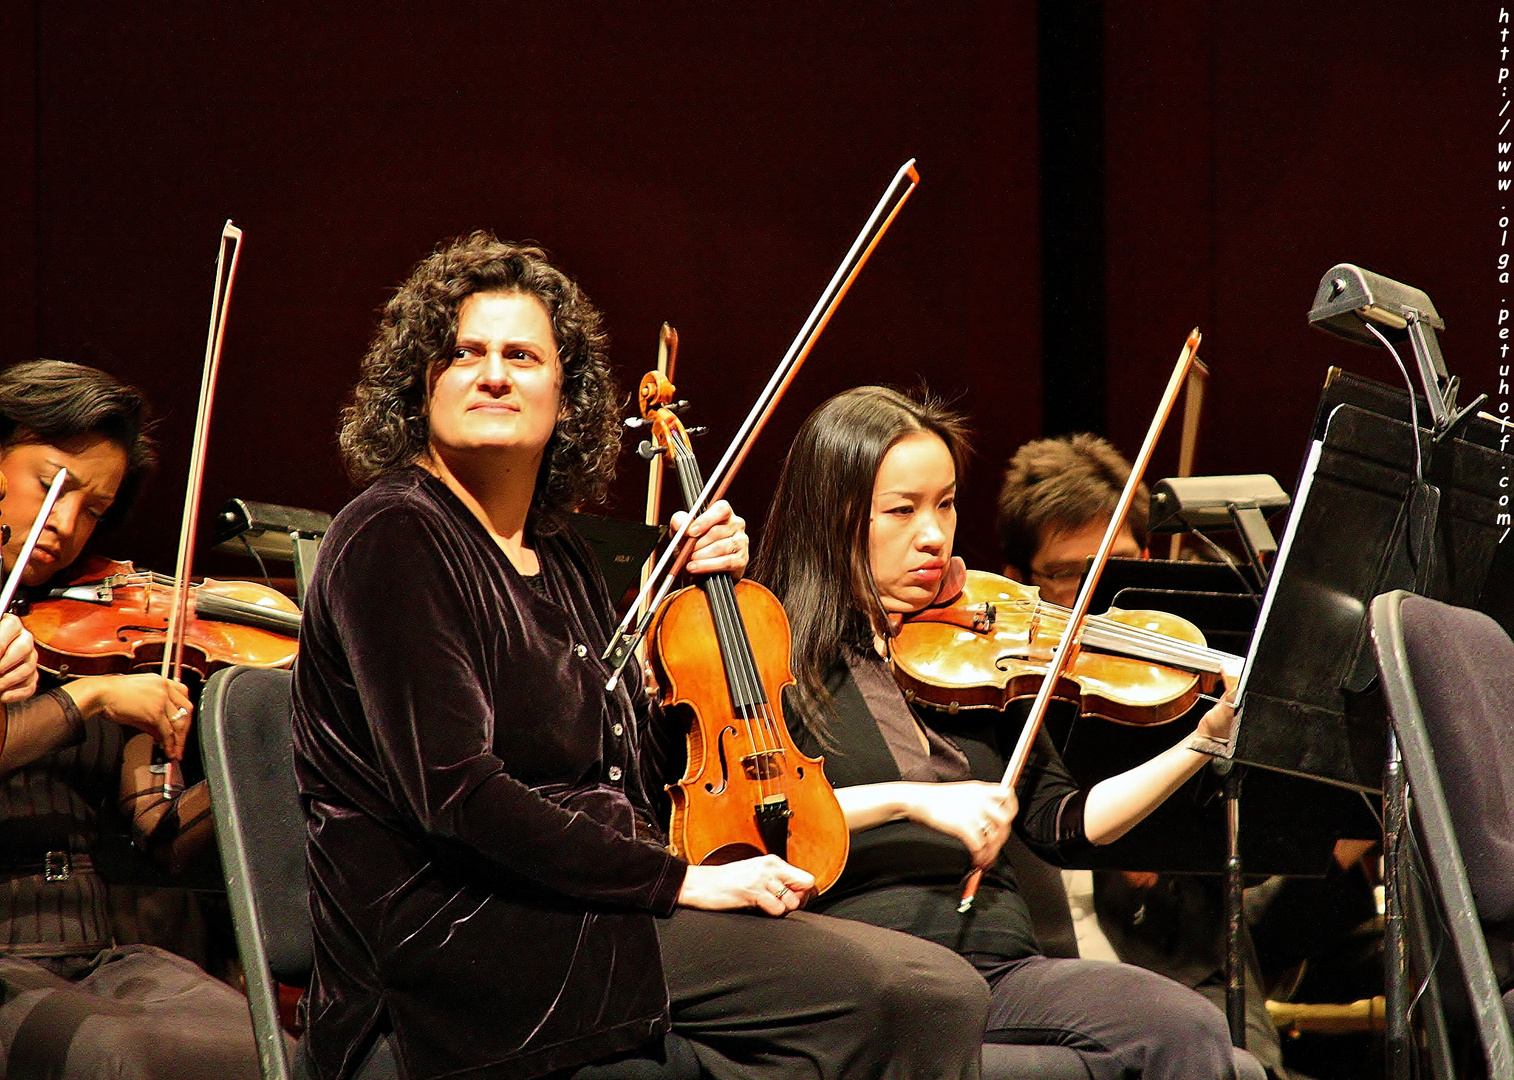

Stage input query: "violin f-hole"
[{"left": 703, "top": 724, "right": 739, "bottom": 795}]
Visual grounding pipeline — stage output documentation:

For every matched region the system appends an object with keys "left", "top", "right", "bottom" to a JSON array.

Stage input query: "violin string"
[
  {"left": 1024, "top": 606, "right": 1216, "bottom": 669},
  {"left": 1022, "top": 601, "right": 1232, "bottom": 670},
  {"left": 715, "top": 574, "right": 777, "bottom": 803},
  {"left": 677, "top": 437, "right": 770, "bottom": 798},
  {"left": 714, "top": 559, "right": 786, "bottom": 802},
  {"left": 1036, "top": 601, "right": 1222, "bottom": 661}
]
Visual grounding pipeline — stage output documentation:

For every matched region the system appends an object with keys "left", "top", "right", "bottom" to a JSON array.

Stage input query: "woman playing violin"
[
  {"left": 291, "top": 233, "right": 988, "bottom": 1080},
  {"left": 751, "top": 386, "right": 1263, "bottom": 1080},
  {"left": 0, "top": 359, "right": 263, "bottom": 1078}
]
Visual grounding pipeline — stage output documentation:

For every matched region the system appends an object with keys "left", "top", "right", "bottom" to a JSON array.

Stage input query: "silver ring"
[
  {"left": 979, "top": 823, "right": 991, "bottom": 838},
  {"left": 775, "top": 885, "right": 789, "bottom": 898},
  {"left": 171, "top": 707, "right": 188, "bottom": 721}
]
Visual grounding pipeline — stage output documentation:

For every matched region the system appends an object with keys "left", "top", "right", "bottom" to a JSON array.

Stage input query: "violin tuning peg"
[
  {"left": 637, "top": 441, "right": 667, "bottom": 460},
  {"left": 685, "top": 426, "right": 709, "bottom": 437},
  {"left": 623, "top": 416, "right": 649, "bottom": 430},
  {"left": 667, "top": 399, "right": 691, "bottom": 414}
]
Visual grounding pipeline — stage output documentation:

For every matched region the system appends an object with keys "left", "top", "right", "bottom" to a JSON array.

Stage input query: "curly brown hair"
[
  {"left": 996, "top": 433, "right": 1149, "bottom": 577},
  {"left": 339, "top": 233, "right": 621, "bottom": 511}
]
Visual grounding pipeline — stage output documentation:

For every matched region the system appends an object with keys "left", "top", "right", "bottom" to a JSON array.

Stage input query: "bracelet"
[{"left": 1185, "top": 732, "right": 1235, "bottom": 759}]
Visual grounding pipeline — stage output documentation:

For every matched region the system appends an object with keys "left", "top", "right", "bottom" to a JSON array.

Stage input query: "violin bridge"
[{"left": 742, "top": 750, "right": 784, "bottom": 781}]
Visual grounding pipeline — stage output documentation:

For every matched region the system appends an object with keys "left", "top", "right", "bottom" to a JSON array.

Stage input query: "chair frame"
[
  {"left": 1370, "top": 589, "right": 1514, "bottom": 1077},
  {"left": 200, "top": 665, "right": 299, "bottom": 1080}
]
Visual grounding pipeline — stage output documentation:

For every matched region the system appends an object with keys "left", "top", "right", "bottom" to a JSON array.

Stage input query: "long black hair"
[
  {"left": 0, "top": 359, "right": 157, "bottom": 531},
  {"left": 750, "top": 386, "right": 970, "bottom": 738}
]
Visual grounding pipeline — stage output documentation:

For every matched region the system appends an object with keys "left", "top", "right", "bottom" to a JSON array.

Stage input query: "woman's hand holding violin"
[
  {"left": 674, "top": 500, "right": 748, "bottom": 578},
  {"left": 677, "top": 855, "right": 815, "bottom": 916},
  {"left": 63, "top": 674, "right": 195, "bottom": 761},
  {"left": 0, "top": 613, "right": 39, "bottom": 703}
]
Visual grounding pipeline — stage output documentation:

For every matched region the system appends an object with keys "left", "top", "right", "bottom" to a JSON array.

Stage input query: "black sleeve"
[
  {"left": 1013, "top": 727, "right": 1094, "bottom": 867},
  {"left": 313, "top": 504, "right": 685, "bottom": 913}
]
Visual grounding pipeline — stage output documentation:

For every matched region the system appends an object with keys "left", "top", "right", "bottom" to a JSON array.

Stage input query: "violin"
[
  {"left": 604, "top": 163, "right": 919, "bottom": 891},
  {"left": 641, "top": 373, "right": 850, "bottom": 893},
  {"left": 16, "top": 554, "right": 300, "bottom": 678},
  {"left": 890, "top": 570, "right": 1236, "bottom": 726}
]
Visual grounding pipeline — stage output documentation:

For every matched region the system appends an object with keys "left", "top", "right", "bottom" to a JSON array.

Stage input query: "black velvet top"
[
  {"left": 788, "top": 653, "right": 1092, "bottom": 963},
  {"left": 292, "top": 468, "right": 687, "bottom": 1080}
]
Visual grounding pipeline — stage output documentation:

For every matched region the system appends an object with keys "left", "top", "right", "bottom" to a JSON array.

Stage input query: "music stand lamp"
[
  {"left": 1308, "top": 264, "right": 1482, "bottom": 436},
  {"left": 1149, "top": 474, "right": 1289, "bottom": 586}
]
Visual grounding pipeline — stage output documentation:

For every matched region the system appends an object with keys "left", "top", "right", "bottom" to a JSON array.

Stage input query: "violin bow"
[
  {"left": 604, "top": 159, "right": 921, "bottom": 687},
  {"left": 158, "top": 220, "right": 243, "bottom": 796},
  {"left": 959, "top": 328, "right": 1203, "bottom": 913},
  {"left": 0, "top": 469, "right": 69, "bottom": 615}
]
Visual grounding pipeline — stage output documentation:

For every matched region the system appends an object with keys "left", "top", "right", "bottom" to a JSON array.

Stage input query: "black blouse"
[
  {"left": 787, "top": 652, "right": 1092, "bottom": 963},
  {"left": 292, "top": 468, "right": 686, "bottom": 1080}
]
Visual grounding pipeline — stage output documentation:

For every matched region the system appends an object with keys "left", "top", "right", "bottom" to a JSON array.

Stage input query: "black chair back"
[
  {"left": 1393, "top": 595, "right": 1514, "bottom": 922},
  {"left": 1371, "top": 590, "right": 1514, "bottom": 1075},
  {"left": 200, "top": 665, "right": 307, "bottom": 1080}
]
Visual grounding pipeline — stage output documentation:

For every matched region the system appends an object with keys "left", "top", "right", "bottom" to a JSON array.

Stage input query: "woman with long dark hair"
[
  {"left": 292, "top": 235, "right": 989, "bottom": 1080},
  {"left": 751, "top": 386, "right": 1262, "bottom": 1080}
]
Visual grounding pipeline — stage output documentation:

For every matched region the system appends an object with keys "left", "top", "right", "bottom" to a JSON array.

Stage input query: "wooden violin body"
[
  {"left": 635, "top": 368, "right": 849, "bottom": 893},
  {"left": 651, "top": 577, "right": 849, "bottom": 893},
  {"left": 18, "top": 554, "right": 301, "bottom": 678},
  {"left": 892, "top": 570, "right": 1223, "bottom": 725}
]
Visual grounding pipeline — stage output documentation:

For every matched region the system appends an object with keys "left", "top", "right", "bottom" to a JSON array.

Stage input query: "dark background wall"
[
  {"left": 1102, "top": 1, "right": 1495, "bottom": 490},
  {"left": 0, "top": 2, "right": 1497, "bottom": 578}
]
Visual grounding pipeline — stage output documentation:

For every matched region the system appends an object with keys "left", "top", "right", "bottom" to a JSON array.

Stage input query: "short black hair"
[{"left": 0, "top": 359, "right": 157, "bottom": 531}]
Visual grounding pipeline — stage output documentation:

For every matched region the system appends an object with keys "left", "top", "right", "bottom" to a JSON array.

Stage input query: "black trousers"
[
  {"left": 978, "top": 954, "right": 1264, "bottom": 1080},
  {"left": 658, "top": 908, "right": 989, "bottom": 1080}
]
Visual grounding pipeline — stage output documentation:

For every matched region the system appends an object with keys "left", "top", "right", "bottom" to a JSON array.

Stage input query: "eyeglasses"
[{"left": 1029, "top": 565, "right": 1086, "bottom": 587}]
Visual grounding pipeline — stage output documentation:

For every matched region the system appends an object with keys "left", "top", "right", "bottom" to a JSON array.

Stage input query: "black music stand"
[
  {"left": 1234, "top": 373, "right": 1514, "bottom": 790},
  {"left": 1048, "top": 557, "right": 1357, "bottom": 874},
  {"left": 1050, "top": 555, "right": 1358, "bottom": 1048},
  {"left": 1233, "top": 370, "right": 1514, "bottom": 1076}
]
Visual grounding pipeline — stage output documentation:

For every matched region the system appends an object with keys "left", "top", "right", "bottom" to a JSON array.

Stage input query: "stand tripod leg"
[{"left": 1222, "top": 763, "right": 1246, "bottom": 1048}]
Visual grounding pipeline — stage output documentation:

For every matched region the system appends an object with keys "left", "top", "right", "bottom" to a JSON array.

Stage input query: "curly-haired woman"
[{"left": 292, "top": 234, "right": 989, "bottom": 1080}]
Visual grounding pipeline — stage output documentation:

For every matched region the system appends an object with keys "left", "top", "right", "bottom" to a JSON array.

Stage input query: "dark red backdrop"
[{"left": 0, "top": 2, "right": 1497, "bottom": 577}]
